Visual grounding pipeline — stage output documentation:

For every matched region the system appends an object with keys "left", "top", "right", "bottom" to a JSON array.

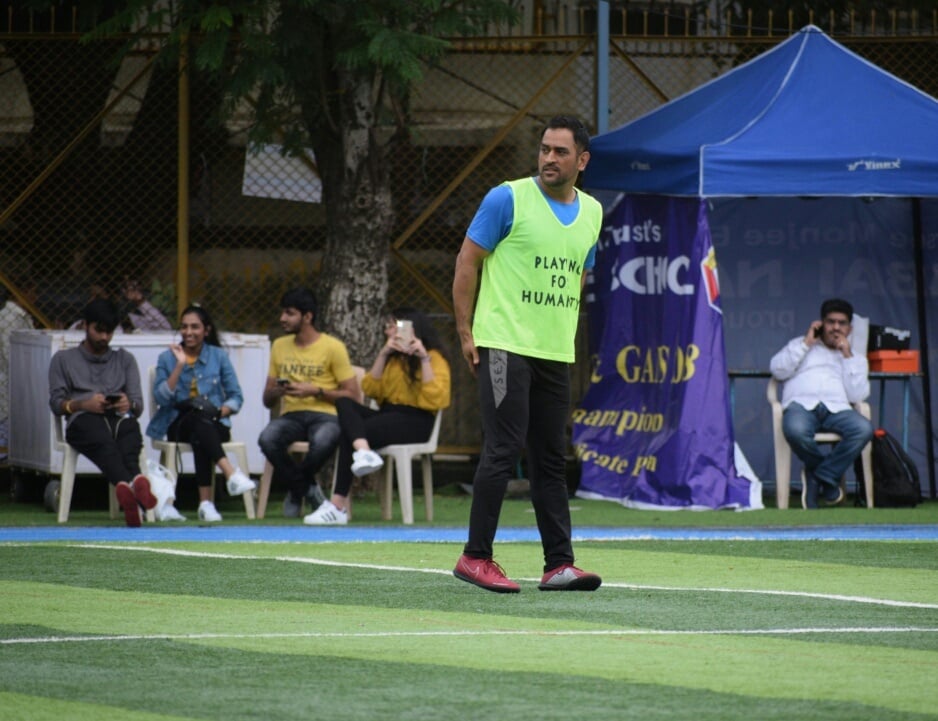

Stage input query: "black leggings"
[
  {"left": 167, "top": 412, "right": 231, "bottom": 488},
  {"left": 333, "top": 398, "right": 434, "bottom": 497}
]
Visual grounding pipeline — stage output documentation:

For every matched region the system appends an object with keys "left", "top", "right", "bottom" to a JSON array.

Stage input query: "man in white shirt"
[{"left": 770, "top": 298, "right": 873, "bottom": 508}]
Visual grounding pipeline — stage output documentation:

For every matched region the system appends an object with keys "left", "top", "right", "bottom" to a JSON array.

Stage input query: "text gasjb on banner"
[{"left": 573, "top": 195, "right": 757, "bottom": 509}]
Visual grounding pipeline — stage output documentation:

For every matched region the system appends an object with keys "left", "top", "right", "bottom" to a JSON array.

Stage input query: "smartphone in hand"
[
  {"left": 105, "top": 394, "right": 122, "bottom": 404},
  {"left": 276, "top": 378, "right": 290, "bottom": 387},
  {"left": 396, "top": 319, "right": 414, "bottom": 345}
]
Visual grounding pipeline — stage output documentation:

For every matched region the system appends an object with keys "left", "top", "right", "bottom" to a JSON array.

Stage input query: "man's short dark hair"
[
  {"left": 83, "top": 298, "right": 120, "bottom": 332},
  {"left": 820, "top": 298, "right": 853, "bottom": 322},
  {"left": 280, "top": 287, "right": 317, "bottom": 319},
  {"left": 544, "top": 115, "right": 591, "bottom": 153}
]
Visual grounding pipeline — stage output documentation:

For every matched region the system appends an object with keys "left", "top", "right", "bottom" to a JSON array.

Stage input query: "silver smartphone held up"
[{"left": 396, "top": 319, "right": 414, "bottom": 344}]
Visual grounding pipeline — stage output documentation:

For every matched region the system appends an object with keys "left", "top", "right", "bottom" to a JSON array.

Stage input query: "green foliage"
[
  {"left": 81, "top": 0, "right": 519, "bottom": 154},
  {"left": 147, "top": 277, "right": 176, "bottom": 320},
  {"left": 74, "top": 0, "right": 521, "bottom": 350},
  {"left": 200, "top": 5, "right": 234, "bottom": 31}
]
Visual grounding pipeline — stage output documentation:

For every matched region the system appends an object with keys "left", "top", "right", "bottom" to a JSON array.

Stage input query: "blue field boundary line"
[{"left": 0, "top": 524, "right": 936, "bottom": 543}]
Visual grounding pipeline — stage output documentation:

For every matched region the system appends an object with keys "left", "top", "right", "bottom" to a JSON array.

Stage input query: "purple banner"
[{"left": 573, "top": 196, "right": 757, "bottom": 509}]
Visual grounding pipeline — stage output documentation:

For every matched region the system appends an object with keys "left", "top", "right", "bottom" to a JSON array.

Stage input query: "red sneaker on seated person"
[
  {"left": 115, "top": 481, "right": 141, "bottom": 527},
  {"left": 131, "top": 474, "right": 158, "bottom": 510}
]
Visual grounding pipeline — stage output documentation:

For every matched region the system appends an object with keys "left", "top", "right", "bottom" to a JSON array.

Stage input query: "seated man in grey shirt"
[{"left": 48, "top": 299, "right": 156, "bottom": 526}]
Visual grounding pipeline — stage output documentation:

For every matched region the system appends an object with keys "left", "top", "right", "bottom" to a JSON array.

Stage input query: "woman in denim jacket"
[{"left": 146, "top": 305, "right": 255, "bottom": 522}]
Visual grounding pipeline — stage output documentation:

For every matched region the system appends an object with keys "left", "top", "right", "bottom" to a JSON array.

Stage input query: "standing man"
[
  {"left": 452, "top": 116, "right": 603, "bottom": 593},
  {"left": 48, "top": 299, "right": 156, "bottom": 527},
  {"left": 258, "top": 287, "right": 361, "bottom": 518},
  {"left": 770, "top": 298, "right": 873, "bottom": 509}
]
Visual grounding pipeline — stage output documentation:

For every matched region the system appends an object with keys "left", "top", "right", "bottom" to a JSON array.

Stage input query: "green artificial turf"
[
  {"left": 1, "top": 539, "right": 936, "bottom": 721},
  {"left": 3, "top": 465, "right": 938, "bottom": 719}
]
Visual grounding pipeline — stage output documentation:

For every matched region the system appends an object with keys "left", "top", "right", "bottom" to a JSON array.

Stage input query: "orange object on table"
[{"left": 868, "top": 349, "right": 919, "bottom": 373}]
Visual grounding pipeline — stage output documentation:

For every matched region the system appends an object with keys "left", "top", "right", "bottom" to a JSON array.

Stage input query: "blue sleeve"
[
  {"left": 219, "top": 351, "right": 243, "bottom": 413},
  {"left": 152, "top": 351, "right": 178, "bottom": 407},
  {"left": 584, "top": 243, "right": 597, "bottom": 270},
  {"left": 466, "top": 184, "right": 514, "bottom": 251}
]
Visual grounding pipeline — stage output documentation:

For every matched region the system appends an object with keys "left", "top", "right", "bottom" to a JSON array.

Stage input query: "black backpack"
[{"left": 855, "top": 429, "right": 921, "bottom": 507}]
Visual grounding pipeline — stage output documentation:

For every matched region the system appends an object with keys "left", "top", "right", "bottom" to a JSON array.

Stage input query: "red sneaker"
[
  {"left": 453, "top": 554, "right": 520, "bottom": 593},
  {"left": 131, "top": 474, "right": 157, "bottom": 510},
  {"left": 115, "top": 482, "right": 141, "bottom": 527},
  {"left": 538, "top": 564, "right": 602, "bottom": 591}
]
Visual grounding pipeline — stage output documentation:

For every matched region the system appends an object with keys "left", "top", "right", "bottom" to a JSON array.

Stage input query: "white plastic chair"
[
  {"left": 53, "top": 415, "right": 152, "bottom": 523},
  {"left": 148, "top": 366, "right": 255, "bottom": 519},
  {"left": 256, "top": 438, "right": 313, "bottom": 520},
  {"left": 767, "top": 378, "right": 874, "bottom": 509},
  {"left": 373, "top": 409, "right": 443, "bottom": 524},
  {"left": 256, "top": 366, "right": 364, "bottom": 519}
]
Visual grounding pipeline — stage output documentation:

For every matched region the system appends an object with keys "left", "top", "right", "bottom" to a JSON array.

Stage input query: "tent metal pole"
[
  {"left": 596, "top": 1, "right": 610, "bottom": 134},
  {"left": 912, "top": 198, "right": 936, "bottom": 497}
]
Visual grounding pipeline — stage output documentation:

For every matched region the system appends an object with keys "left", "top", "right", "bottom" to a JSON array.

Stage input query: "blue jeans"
[
  {"left": 782, "top": 402, "right": 873, "bottom": 487},
  {"left": 258, "top": 411, "right": 341, "bottom": 500}
]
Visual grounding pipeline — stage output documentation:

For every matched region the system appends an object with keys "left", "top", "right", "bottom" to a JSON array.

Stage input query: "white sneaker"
[
  {"left": 351, "top": 449, "right": 384, "bottom": 477},
  {"left": 198, "top": 500, "right": 223, "bottom": 522},
  {"left": 158, "top": 503, "right": 186, "bottom": 522},
  {"left": 303, "top": 500, "right": 348, "bottom": 526},
  {"left": 226, "top": 469, "right": 256, "bottom": 496}
]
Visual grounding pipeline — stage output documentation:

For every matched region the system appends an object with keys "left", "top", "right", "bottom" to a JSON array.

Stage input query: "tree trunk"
[{"left": 316, "top": 73, "right": 393, "bottom": 368}]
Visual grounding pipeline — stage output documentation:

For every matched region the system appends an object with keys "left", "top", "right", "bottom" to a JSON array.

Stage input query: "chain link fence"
[{"left": 3, "top": 6, "right": 938, "bottom": 456}]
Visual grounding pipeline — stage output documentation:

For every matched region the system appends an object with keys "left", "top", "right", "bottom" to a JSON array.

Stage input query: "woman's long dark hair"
[
  {"left": 391, "top": 307, "right": 446, "bottom": 383},
  {"left": 180, "top": 304, "right": 222, "bottom": 348}
]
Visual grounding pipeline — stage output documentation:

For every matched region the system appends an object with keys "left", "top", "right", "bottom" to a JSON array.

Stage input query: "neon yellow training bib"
[{"left": 472, "top": 177, "right": 602, "bottom": 362}]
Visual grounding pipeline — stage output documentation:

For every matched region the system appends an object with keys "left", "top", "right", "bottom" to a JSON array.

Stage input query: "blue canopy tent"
[
  {"left": 583, "top": 26, "right": 936, "bottom": 500},
  {"left": 587, "top": 25, "right": 938, "bottom": 197}
]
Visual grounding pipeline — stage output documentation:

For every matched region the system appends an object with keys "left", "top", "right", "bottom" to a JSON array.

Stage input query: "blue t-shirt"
[{"left": 466, "top": 181, "right": 597, "bottom": 270}]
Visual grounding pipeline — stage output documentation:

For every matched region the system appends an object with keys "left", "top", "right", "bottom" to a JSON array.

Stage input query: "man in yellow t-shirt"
[{"left": 259, "top": 288, "right": 361, "bottom": 518}]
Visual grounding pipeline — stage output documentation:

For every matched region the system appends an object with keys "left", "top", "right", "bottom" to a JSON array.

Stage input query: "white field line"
[
  {"left": 61, "top": 543, "right": 938, "bottom": 610},
  {"left": 3, "top": 627, "right": 938, "bottom": 646}
]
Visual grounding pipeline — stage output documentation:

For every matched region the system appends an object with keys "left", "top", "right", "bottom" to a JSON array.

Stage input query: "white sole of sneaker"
[
  {"left": 538, "top": 577, "right": 602, "bottom": 591},
  {"left": 351, "top": 464, "right": 383, "bottom": 478}
]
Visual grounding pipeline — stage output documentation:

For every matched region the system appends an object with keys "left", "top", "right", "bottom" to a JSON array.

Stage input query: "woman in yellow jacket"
[{"left": 304, "top": 307, "right": 451, "bottom": 525}]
